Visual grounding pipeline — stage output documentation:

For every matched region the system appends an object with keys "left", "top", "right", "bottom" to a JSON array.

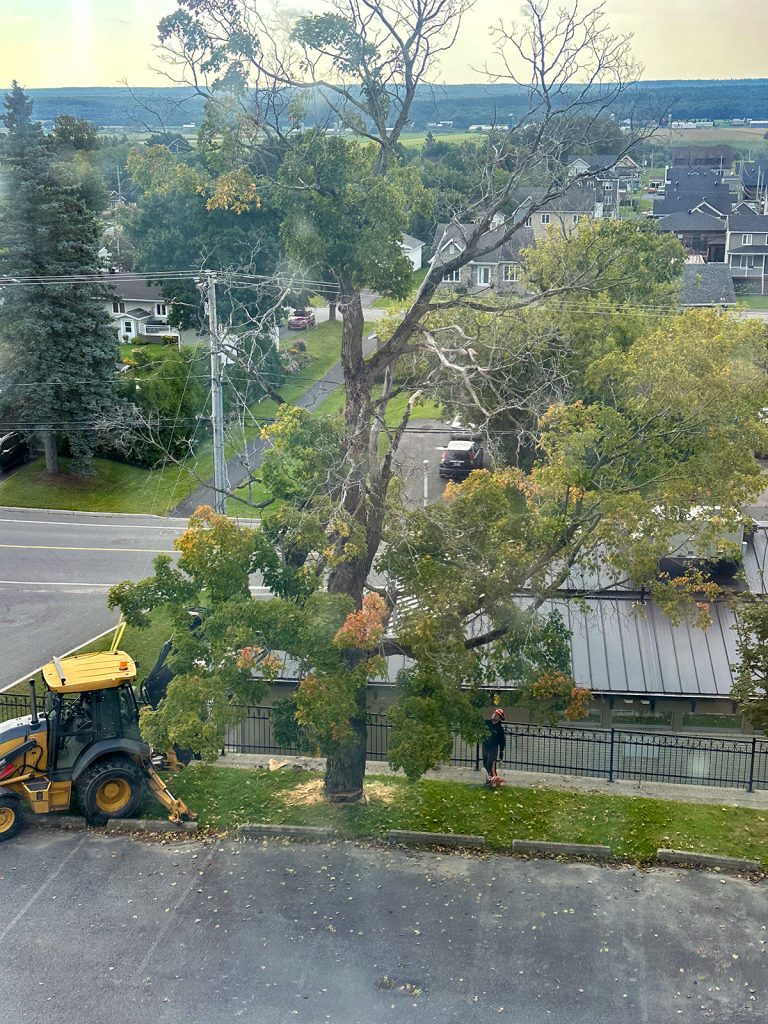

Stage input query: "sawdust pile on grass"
[{"left": 280, "top": 778, "right": 399, "bottom": 807}]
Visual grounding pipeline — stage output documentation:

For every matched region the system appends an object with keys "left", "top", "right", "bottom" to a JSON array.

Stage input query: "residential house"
[
  {"left": 105, "top": 274, "right": 180, "bottom": 343},
  {"left": 513, "top": 183, "right": 600, "bottom": 240},
  {"left": 678, "top": 262, "right": 736, "bottom": 308},
  {"left": 567, "top": 154, "right": 640, "bottom": 216},
  {"left": 432, "top": 219, "right": 534, "bottom": 294},
  {"left": 656, "top": 211, "right": 727, "bottom": 262},
  {"left": 725, "top": 211, "right": 768, "bottom": 294},
  {"left": 653, "top": 173, "right": 734, "bottom": 219},
  {"left": 400, "top": 233, "right": 425, "bottom": 271},
  {"left": 670, "top": 145, "right": 733, "bottom": 170}
]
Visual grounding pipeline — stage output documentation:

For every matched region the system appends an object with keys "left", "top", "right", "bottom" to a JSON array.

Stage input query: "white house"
[
  {"left": 401, "top": 233, "right": 425, "bottom": 270},
  {"left": 105, "top": 274, "right": 180, "bottom": 343}
]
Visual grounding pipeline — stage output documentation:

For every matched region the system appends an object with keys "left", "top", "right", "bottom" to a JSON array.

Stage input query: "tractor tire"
[
  {"left": 0, "top": 793, "right": 22, "bottom": 842},
  {"left": 76, "top": 756, "right": 147, "bottom": 825}
]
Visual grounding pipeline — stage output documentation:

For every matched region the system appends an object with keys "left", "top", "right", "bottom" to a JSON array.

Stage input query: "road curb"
[
  {"left": 512, "top": 839, "right": 613, "bottom": 859},
  {"left": 238, "top": 823, "right": 337, "bottom": 841},
  {"left": 0, "top": 506, "right": 189, "bottom": 521},
  {"left": 106, "top": 818, "right": 199, "bottom": 834},
  {"left": 656, "top": 848, "right": 761, "bottom": 872},
  {"left": 27, "top": 814, "right": 89, "bottom": 831},
  {"left": 387, "top": 830, "right": 485, "bottom": 850}
]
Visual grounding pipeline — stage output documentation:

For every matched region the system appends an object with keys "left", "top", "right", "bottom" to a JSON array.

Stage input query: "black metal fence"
[
  {"left": 0, "top": 694, "right": 32, "bottom": 724},
  {"left": 225, "top": 706, "right": 768, "bottom": 793},
  {"left": 4, "top": 693, "right": 766, "bottom": 793}
]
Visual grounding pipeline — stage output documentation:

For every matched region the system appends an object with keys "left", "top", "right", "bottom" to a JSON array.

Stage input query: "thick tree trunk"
[
  {"left": 328, "top": 299, "right": 337, "bottom": 321},
  {"left": 322, "top": 282, "right": 379, "bottom": 802},
  {"left": 324, "top": 706, "right": 367, "bottom": 803},
  {"left": 41, "top": 430, "right": 59, "bottom": 475}
]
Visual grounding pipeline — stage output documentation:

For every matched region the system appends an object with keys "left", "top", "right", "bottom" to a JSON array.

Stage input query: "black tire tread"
[
  {"left": 76, "top": 755, "right": 146, "bottom": 825},
  {"left": 0, "top": 792, "right": 22, "bottom": 842}
]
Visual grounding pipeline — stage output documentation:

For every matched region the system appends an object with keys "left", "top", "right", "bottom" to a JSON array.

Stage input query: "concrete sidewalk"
[{"left": 216, "top": 751, "right": 768, "bottom": 810}]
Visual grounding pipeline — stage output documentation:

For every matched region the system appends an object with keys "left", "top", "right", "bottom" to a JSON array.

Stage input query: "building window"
[
  {"left": 540, "top": 213, "right": 551, "bottom": 224},
  {"left": 524, "top": 217, "right": 532, "bottom": 227},
  {"left": 442, "top": 269, "right": 460, "bottom": 283},
  {"left": 743, "top": 234, "right": 753, "bottom": 245},
  {"left": 112, "top": 300, "right": 124, "bottom": 314},
  {"left": 156, "top": 303, "right": 167, "bottom": 316},
  {"left": 123, "top": 321, "right": 133, "bottom": 334},
  {"left": 572, "top": 214, "right": 580, "bottom": 223},
  {"left": 502, "top": 264, "right": 518, "bottom": 282},
  {"left": 475, "top": 265, "right": 492, "bottom": 286}
]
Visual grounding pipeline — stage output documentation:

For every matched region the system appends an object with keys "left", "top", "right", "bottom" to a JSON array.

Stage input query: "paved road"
[
  {"left": 0, "top": 509, "right": 187, "bottom": 689},
  {"left": 1, "top": 830, "right": 765, "bottom": 1024}
]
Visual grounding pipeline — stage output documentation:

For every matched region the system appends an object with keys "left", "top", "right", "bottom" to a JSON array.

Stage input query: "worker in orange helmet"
[{"left": 482, "top": 707, "right": 506, "bottom": 787}]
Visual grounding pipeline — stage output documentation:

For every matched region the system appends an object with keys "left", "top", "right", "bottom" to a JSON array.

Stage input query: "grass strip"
[{"left": 167, "top": 764, "right": 768, "bottom": 867}]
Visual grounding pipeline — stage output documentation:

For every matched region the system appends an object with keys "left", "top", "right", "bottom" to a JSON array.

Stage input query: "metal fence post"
[
  {"left": 475, "top": 742, "right": 480, "bottom": 772},
  {"left": 748, "top": 736, "right": 757, "bottom": 793},
  {"left": 608, "top": 728, "right": 615, "bottom": 782}
]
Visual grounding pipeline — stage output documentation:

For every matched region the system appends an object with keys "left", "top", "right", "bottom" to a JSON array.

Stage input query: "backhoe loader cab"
[{"left": 0, "top": 649, "right": 195, "bottom": 842}]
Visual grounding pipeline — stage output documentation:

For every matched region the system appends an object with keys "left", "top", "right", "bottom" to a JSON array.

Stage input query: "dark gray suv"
[{"left": 0, "top": 432, "right": 30, "bottom": 472}]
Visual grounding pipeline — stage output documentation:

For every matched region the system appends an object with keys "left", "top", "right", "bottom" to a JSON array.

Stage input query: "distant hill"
[
  {"left": 23, "top": 80, "right": 768, "bottom": 131},
  {"left": 26, "top": 87, "right": 206, "bottom": 128}
]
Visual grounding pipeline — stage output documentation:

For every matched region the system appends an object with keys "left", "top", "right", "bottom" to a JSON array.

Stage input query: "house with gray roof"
[
  {"left": 512, "top": 184, "right": 601, "bottom": 240},
  {"left": 567, "top": 153, "right": 640, "bottom": 216},
  {"left": 678, "top": 263, "right": 736, "bottom": 308},
  {"left": 656, "top": 210, "right": 727, "bottom": 262},
  {"left": 105, "top": 274, "right": 180, "bottom": 343},
  {"left": 400, "top": 233, "right": 425, "bottom": 270},
  {"left": 432, "top": 219, "right": 534, "bottom": 294}
]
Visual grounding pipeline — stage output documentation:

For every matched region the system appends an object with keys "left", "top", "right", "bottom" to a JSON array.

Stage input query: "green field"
[{"left": 664, "top": 125, "right": 768, "bottom": 151}]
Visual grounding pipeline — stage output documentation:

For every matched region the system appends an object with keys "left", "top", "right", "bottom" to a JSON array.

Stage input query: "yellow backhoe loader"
[{"left": 0, "top": 644, "right": 195, "bottom": 842}]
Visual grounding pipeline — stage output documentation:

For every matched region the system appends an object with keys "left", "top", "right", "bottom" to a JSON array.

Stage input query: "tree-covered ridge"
[{"left": 23, "top": 79, "right": 768, "bottom": 131}]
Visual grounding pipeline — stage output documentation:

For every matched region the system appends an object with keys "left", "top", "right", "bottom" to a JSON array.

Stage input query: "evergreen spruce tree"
[{"left": 0, "top": 82, "right": 119, "bottom": 475}]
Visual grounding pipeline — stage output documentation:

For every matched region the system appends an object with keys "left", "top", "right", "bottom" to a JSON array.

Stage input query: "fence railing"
[
  {"left": 0, "top": 694, "right": 33, "bottom": 724},
  {"left": 225, "top": 706, "right": 768, "bottom": 793},
  {"left": 4, "top": 694, "right": 765, "bottom": 793}
]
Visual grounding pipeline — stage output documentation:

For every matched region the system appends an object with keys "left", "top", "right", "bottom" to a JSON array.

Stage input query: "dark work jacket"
[{"left": 482, "top": 719, "right": 505, "bottom": 757}]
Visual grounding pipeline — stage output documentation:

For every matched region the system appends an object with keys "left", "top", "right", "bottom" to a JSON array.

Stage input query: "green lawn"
[
  {"left": 313, "top": 383, "right": 444, "bottom": 428},
  {"left": 372, "top": 268, "right": 429, "bottom": 308},
  {"left": 0, "top": 456, "right": 195, "bottom": 514},
  {"left": 0, "top": 321, "right": 350, "bottom": 516},
  {"left": 166, "top": 764, "right": 768, "bottom": 866},
  {"left": 737, "top": 295, "right": 768, "bottom": 309}
]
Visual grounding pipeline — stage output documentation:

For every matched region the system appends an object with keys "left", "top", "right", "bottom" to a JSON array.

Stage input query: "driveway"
[{"left": 0, "top": 829, "right": 765, "bottom": 1024}]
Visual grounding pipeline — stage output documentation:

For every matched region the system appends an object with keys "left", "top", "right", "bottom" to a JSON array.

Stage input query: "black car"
[
  {"left": 439, "top": 438, "right": 484, "bottom": 479},
  {"left": 0, "top": 432, "right": 30, "bottom": 472}
]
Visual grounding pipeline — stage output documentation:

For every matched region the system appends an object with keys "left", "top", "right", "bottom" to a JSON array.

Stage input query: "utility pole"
[{"left": 205, "top": 272, "right": 228, "bottom": 514}]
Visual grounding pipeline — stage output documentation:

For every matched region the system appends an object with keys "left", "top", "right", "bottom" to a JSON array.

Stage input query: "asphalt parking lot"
[{"left": 0, "top": 829, "right": 765, "bottom": 1024}]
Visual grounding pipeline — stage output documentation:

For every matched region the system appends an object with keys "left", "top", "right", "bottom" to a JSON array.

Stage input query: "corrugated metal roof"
[{"left": 545, "top": 596, "right": 738, "bottom": 698}]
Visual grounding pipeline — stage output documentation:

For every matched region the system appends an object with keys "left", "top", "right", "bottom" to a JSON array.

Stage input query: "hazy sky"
[{"left": 2, "top": 0, "right": 768, "bottom": 88}]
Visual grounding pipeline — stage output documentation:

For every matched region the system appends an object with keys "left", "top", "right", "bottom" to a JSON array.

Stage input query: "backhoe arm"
[{"left": 143, "top": 763, "right": 197, "bottom": 823}]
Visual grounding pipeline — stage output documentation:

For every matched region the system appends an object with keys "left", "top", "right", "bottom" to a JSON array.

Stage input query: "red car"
[{"left": 287, "top": 308, "right": 316, "bottom": 330}]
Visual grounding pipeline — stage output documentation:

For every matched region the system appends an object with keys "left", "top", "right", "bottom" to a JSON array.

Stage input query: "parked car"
[
  {"left": 439, "top": 438, "right": 484, "bottom": 480},
  {"left": 0, "top": 431, "right": 29, "bottom": 472},
  {"left": 286, "top": 308, "right": 316, "bottom": 330}
]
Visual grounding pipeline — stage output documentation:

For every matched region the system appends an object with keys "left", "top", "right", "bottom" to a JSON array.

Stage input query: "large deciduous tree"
[
  {"left": 0, "top": 83, "right": 119, "bottom": 475},
  {"left": 110, "top": 2, "right": 768, "bottom": 801}
]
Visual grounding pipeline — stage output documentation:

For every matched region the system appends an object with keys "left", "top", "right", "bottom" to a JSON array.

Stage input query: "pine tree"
[{"left": 0, "top": 82, "right": 119, "bottom": 476}]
